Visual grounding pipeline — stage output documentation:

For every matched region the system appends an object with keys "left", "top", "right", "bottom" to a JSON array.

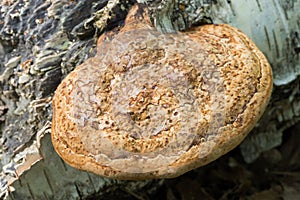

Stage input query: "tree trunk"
[{"left": 0, "top": 0, "right": 299, "bottom": 199}]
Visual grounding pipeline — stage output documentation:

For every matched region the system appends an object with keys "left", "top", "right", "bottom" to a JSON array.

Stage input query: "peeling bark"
[{"left": 0, "top": 0, "right": 299, "bottom": 199}]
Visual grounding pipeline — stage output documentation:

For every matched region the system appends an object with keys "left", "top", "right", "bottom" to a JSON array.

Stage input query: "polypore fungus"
[{"left": 51, "top": 6, "right": 272, "bottom": 180}]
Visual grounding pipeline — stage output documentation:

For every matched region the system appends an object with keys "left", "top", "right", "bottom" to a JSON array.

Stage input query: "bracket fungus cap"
[{"left": 51, "top": 5, "right": 273, "bottom": 180}]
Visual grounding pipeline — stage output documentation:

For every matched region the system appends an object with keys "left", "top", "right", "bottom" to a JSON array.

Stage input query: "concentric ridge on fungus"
[{"left": 51, "top": 6, "right": 273, "bottom": 180}]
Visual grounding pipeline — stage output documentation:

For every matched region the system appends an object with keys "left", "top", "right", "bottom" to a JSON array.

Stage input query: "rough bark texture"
[
  {"left": 0, "top": 1, "right": 163, "bottom": 199},
  {"left": 0, "top": 0, "right": 299, "bottom": 199}
]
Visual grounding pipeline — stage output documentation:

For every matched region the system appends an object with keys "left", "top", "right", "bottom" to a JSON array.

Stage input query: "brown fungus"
[{"left": 51, "top": 6, "right": 272, "bottom": 180}]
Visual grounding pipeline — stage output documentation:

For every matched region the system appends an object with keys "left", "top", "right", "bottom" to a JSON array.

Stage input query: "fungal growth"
[{"left": 51, "top": 6, "right": 272, "bottom": 180}]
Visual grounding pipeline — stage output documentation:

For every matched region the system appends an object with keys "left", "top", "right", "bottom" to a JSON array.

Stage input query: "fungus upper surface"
[{"left": 51, "top": 7, "right": 272, "bottom": 180}]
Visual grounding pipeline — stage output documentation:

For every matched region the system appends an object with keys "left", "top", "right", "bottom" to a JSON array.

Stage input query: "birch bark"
[{"left": 0, "top": 0, "right": 299, "bottom": 199}]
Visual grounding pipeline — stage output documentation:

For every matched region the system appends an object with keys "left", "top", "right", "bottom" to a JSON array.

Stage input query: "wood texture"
[{"left": 0, "top": 0, "right": 299, "bottom": 199}]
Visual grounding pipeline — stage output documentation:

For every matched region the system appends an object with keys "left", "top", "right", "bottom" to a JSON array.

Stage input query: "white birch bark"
[{"left": 0, "top": 0, "right": 299, "bottom": 199}]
